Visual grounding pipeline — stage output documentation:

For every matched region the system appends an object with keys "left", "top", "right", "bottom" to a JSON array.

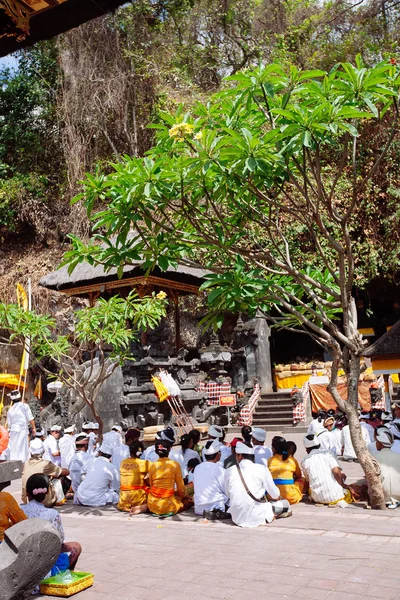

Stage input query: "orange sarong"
[{"left": 149, "top": 486, "right": 175, "bottom": 499}]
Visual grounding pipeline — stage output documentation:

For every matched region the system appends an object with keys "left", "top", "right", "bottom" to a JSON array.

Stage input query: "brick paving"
[{"left": 8, "top": 431, "right": 400, "bottom": 599}]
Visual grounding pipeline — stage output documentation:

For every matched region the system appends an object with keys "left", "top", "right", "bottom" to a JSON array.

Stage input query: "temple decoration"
[{"left": 0, "top": 0, "right": 128, "bottom": 56}]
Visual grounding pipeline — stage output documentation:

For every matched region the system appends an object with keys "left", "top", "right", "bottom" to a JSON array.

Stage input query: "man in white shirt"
[
  {"left": 69, "top": 433, "right": 91, "bottom": 492},
  {"left": 44, "top": 425, "right": 62, "bottom": 466},
  {"left": 6, "top": 389, "right": 36, "bottom": 461},
  {"left": 59, "top": 425, "right": 77, "bottom": 469},
  {"left": 251, "top": 428, "right": 272, "bottom": 465},
  {"left": 193, "top": 440, "right": 229, "bottom": 518},
  {"left": 103, "top": 425, "right": 123, "bottom": 449},
  {"left": 373, "top": 428, "right": 400, "bottom": 508},
  {"left": 359, "top": 413, "right": 375, "bottom": 443},
  {"left": 202, "top": 425, "right": 231, "bottom": 465},
  {"left": 301, "top": 434, "right": 351, "bottom": 506},
  {"left": 82, "top": 422, "right": 99, "bottom": 456},
  {"left": 341, "top": 421, "right": 371, "bottom": 461},
  {"left": 112, "top": 428, "right": 141, "bottom": 470},
  {"left": 74, "top": 442, "right": 120, "bottom": 506},
  {"left": 224, "top": 442, "right": 291, "bottom": 527}
]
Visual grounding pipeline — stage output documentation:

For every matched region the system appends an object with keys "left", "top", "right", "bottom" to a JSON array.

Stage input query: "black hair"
[
  {"left": 155, "top": 440, "right": 171, "bottom": 458},
  {"left": 189, "top": 429, "right": 201, "bottom": 444},
  {"left": 187, "top": 457, "right": 201, "bottom": 471},
  {"left": 99, "top": 451, "right": 112, "bottom": 459},
  {"left": 272, "top": 436, "right": 289, "bottom": 461},
  {"left": 240, "top": 453, "right": 255, "bottom": 462},
  {"left": 287, "top": 441, "right": 297, "bottom": 457},
  {"left": 241, "top": 426, "right": 252, "bottom": 445},
  {"left": 129, "top": 440, "right": 145, "bottom": 458},
  {"left": 180, "top": 433, "right": 192, "bottom": 455},
  {"left": 26, "top": 473, "right": 49, "bottom": 503},
  {"left": 317, "top": 410, "right": 327, "bottom": 422}
]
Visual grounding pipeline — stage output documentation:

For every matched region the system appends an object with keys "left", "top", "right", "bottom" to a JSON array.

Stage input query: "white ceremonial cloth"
[
  {"left": 111, "top": 444, "right": 130, "bottom": 470},
  {"left": 361, "top": 422, "right": 375, "bottom": 444},
  {"left": 193, "top": 461, "right": 228, "bottom": 515},
  {"left": 59, "top": 434, "right": 76, "bottom": 469},
  {"left": 169, "top": 447, "right": 200, "bottom": 479},
  {"left": 103, "top": 430, "right": 122, "bottom": 449},
  {"left": 75, "top": 456, "right": 120, "bottom": 506},
  {"left": 301, "top": 448, "right": 344, "bottom": 504},
  {"left": 87, "top": 431, "right": 98, "bottom": 456},
  {"left": 254, "top": 445, "right": 273, "bottom": 466},
  {"left": 142, "top": 444, "right": 158, "bottom": 462},
  {"left": 341, "top": 424, "right": 370, "bottom": 460},
  {"left": 224, "top": 459, "right": 279, "bottom": 527},
  {"left": 44, "top": 435, "right": 61, "bottom": 467},
  {"left": 307, "top": 418, "right": 322, "bottom": 435},
  {"left": 316, "top": 428, "right": 336, "bottom": 453},
  {"left": 375, "top": 448, "right": 400, "bottom": 502},
  {"left": 327, "top": 429, "right": 342, "bottom": 456},
  {"left": 7, "top": 402, "right": 34, "bottom": 461},
  {"left": 69, "top": 450, "right": 91, "bottom": 492}
]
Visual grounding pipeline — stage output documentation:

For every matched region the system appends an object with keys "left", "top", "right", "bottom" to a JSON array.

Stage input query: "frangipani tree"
[
  {"left": 64, "top": 57, "right": 400, "bottom": 507},
  {"left": 0, "top": 292, "right": 167, "bottom": 439}
]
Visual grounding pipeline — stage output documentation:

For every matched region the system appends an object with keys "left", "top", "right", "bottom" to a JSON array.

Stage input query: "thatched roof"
[
  {"left": 364, "top": 319, "right": 400, "bottom": 358},
  {"left": 0, "top": 0, "right": 128, "bottom": 58}
]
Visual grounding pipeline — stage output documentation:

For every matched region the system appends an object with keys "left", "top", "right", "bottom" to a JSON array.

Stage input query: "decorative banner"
[{"left": 219, "top": 394, "right": 236, "bottom": 407}]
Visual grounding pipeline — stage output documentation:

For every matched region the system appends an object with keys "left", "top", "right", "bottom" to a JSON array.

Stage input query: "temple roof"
[
  {"left": 40, "top": 256, "right": 209, "bottom": 298},
  {"left": 0, "top": 0, "right": 128, "bottom": 57},
  {"left": 364, "top": 319, "right": 400, "bottom": 359}
]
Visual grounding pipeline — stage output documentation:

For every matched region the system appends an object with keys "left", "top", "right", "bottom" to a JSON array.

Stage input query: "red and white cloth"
[
  {"left": 196, "top": 381, "right": 231, "bottom": 406},
  {"left": 237, "top": 385, "right": 261, "bottom": 426},
  {"left": 293, "top": 381, "right": 309, "bottom": 424}
]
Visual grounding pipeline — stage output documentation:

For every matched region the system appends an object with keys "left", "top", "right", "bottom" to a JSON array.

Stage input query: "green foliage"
[
  {"left": 0, "top": 292, "right": 167, "bottom": 366},
  {"left": 63, "top": 58, "right": 400, "bottom": 347}
]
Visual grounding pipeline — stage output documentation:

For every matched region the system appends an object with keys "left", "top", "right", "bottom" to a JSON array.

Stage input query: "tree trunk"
[
  {"left": 345, "top": 353, "right": 386, "bottom": 509},
  {"left": 88, "top": 402, "right": 104, "bottom": 444},
  {"left": 328, "top": 350, "right": 386, "bottom": 509}
]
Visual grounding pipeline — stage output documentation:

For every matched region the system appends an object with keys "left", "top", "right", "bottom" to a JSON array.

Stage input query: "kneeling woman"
[
  {"left": 268, "top": 437, "right": 305, "bottom": 504},
  {"left": 147, "top": 440, "right": 192, "bottom": 517},
  {"left": 118, "top": 441, "right": 149, "bottom": 514},
  {"left": 21, "top": 474, "right": 82, "bottom": 569}
]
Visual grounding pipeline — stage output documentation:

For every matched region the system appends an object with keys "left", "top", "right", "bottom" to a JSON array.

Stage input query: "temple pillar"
[{"left": 254, "top": 311, "right": 273, "bottom": 393}]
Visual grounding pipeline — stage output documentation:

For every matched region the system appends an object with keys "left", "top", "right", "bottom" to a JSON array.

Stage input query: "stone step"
[
  {"left": 252, "top": 416, "right": 294, "bottom": 425},
  {"left": 255, "top": 410, "right": 293, "bottom": 418},
  {"left": 257, "top": 402, "right": 293, "bottom": 410}
]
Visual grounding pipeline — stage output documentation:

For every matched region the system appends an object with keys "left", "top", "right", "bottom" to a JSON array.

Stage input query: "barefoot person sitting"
[
  {"left": 268, "top": 436, "right": 305, "bottom": 504},
  {"left": 147, "top": 440, "right": 192, "bottom": 517},
  {"left": 118, "top": 441, "right": 149, "bottom": 514},
  {"left": 21, "top": 474, "right": 82, "bottom": 570}
]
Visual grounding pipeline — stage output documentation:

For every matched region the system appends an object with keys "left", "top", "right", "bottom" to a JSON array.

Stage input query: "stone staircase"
[{"left": 251, "top": 391, "right": 307, "bottom": 432}]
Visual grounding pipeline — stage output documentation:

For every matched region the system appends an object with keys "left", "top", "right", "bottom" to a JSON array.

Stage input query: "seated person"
[
  {"left": 74, "top": 443, "right": 120, "bottom": 506},
  {"left": 224, "top": 437, "right": 242, "bottom": 469},
  {"left": 21, "top": 439, "right": 69, "bottom": 507},
  {"left": 193, "top": 440, "right": 229, "bottom": 519},
  {"left": 21, "top": 474, "right": 82, "bottom": 569},
  {"left": 202, "top": 425, "right": 231, "bottom": 465},
  {"left": 301, "top": 434, "right": 351, "bottom": 506},
  {"left": 147, "top": 440, "right": 192, "bottom": 517},
  {"left": 0, "top": 486, "right": 27, "bottom": 543},
  {"left": 143, "top": 427, "right": 176, "bottom": 463},
  {"left": 118, "top": 441, "right": 149, "bottom": 514},
  {"left": 268, "top": 436, "right": 305, "bottom": 504},
  {"left": 112, "top": 428, "right": 141, "bottom": 470},
  {"left": 69, "top": 433, "right": 91, "bottom": 492},
  {"left": 187, "top": 457, "right": 201, "bottom": 483},
  {"left": 225, "top": 442, "right": 291, "bottom": 527},
  {"left": 373, "top": 428, "right": 400, "bottom": 508},
  {"left": 170, "top": 433, "right": 201, "bottom": 481},
  {"left": 251, "top": 428, "right": 272, "bottom": 465},
  {"left": 189, "top": 429, "right": 203, "bottom": 459}
]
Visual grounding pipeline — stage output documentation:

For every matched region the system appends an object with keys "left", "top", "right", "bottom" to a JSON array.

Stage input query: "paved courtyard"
[{"left": 8, "top": 432, "right": 400, "bottom": 600}]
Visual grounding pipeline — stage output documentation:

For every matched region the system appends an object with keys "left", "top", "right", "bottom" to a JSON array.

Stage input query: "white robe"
[
  {"left": 254, "top": 445, "right": 273, "bottom": 466},
  {"left": 375, "top": 448, "right": 400, "bottom": 503},
  {"left": 59, "top": 434, "right": 76, "bottom": 469},
  {"left": 193, "top": 461, "right": 228, "bottom": 515},
  {"left": 69, "top": 450, "right": 91, "bottom": 492},
  {"left": 170, "top": 447, "right": 201, "bottom": 479},
  {"left": 341, "top": 424, "right": 371, "bottom": 460},
  {"left": 44, "top": 435, "right": 61, "bottom": 467},
  {"left": 75, "top": 456, "right": 120, "bottom": 506},
  {"left": 202, "top": 442, "right": 231, "bottom": 466},
  {"left": 224, "top": 459, "right": 279, "bottom": 527},
  {"left": 7, "top": 402, "right": 33, "bottom": 461},
  {"left": 111, "top": 444, "right": 130, "bottom": 470},
  {"left": 142, "top": 444, "right": 158, "bottom": 462},
  {"left": 102, "top": 430, "right": 122, "bottom": 449}
]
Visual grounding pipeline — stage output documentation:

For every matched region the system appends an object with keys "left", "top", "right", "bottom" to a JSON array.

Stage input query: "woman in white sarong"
[{"left": 6, "top": 390, "right": 36, "bottom": 461}]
